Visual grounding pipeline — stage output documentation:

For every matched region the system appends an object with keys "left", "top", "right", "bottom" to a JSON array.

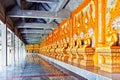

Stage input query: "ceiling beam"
[
  {"left": 24, "top": 38, "right": 41, "bottom": 40},
  {"left": 23, "top": 35, "right": 47, "bottom": 38},
  {"left": 26, "top": 41, "right": 40, "bottom": 43},
  {"left": 20, "top": 29, "right": 52, "bottom": 34},
  {"left": 22, "top": 33, "right": 48, "bottom": 35},
  {"left": 23, "top": 35, "right": 42, "bottom": 37},
  {"left": 25, "top": 39, "right": 41, "bottom": 42},
  {"left": 26, "top": 0, "right": 58, "bottom": 4},
  {"left": 47, "top": 0, "right": 70, "bottom": 23},
  {"left": 59, "top": 0, "right": 70, "bottom": 9},
  {"left": 17, "top": 23, "right": 55, "bottom": 29},
  {"left": 23, "top": 36, "right": 41, "bottom": 38},
  {"left": 25, "top": 41, "right": 40, "bottom": 43},
  {"left": 7, "top": 10, "right": 70, "bottom": 19}
]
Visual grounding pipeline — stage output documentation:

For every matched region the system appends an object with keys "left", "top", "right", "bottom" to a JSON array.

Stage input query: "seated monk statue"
[
  {"left": 69, "top": 38, "right": 75, "bottom": 52},
  {"left": 58, "top": 40, "right": 63, "bottom": 53},
  {"left": 50, "top": 44, "right": 54, "bottom": 52},
  {"left": 83, "top": 34, "right": 91, "bottom": 48},
  {"left": 77, "top": 37, "right": 82, "bottom": 49},
  {"left": 71, "top": 34, "right": 79, "bottom": 53},
  {"left": 55, "top": 41, "right": 60, "bottom": 53},
  {"left": 62, "top": 38, "right": 68, "bottom": 52},
  {"left": 66, "top": 40, "right": 73, "bottom": 52},
  {"left": 54, "top": 42, "right": 58, "bottom": 53},
  {"left": 60, "top": 39, "right": 64, "bottom": 52},
  {"left": 46, "top": 45, "right": 51, "bottom": 52},
  {"left": 53, "top": 43, "right": 57, "bottom": 52},
  {"left": 65, "top": 37, "right": 70, "bottom": 52},
  {"left": 105, "top": 27, "right": 118, "bottom": 47}
]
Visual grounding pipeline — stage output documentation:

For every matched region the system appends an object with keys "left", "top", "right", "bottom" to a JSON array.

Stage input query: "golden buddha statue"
[
  {"left": 83, "top": 34, "right": 91, "bottom": 48},
  {"left": 66, "top": 40, "right": 73, "bottom": 52},
  {"left": 55, "top": 41, "right": 60, "bottom": 52},
  {"left": 105, "top": 27, "right": 118, "bottom": 47},
  {"left": 60, "top": 38, "right": 68, "bottom": 61},
  {"left": 56, "top": 40, "right": 62, "bottom": 53},
  {"left": 76, "top": 33, "right": 84, "bottom": 65},
  {"left": 71, "top": 34, "right": 79, "bottom": 53},
  {"left": 71, "top": 34, "right": 82, "bottom": 65},
  {"left": 77, "top": 32, "right": 84, "bottom": 52},
  {"left": 62, "top": 37, "right": 70, "bottom": 62},
  {"left": 65, "top": 38, "right": 74, "bottom": 63},
  {"left": 51, "top": 42, "right": 57, "bottom": 58},
  {"left": 62, "top": 38, "right": 68, "bottom": 52},
  {"left": 59, "top": 39, "right": 64, "bottom": 52},
  {"left": 46, "top": 45, "right": 50, "bottom": 53},
  {"left": 99, "top": 27, "right": 119, "bottom": 73}
]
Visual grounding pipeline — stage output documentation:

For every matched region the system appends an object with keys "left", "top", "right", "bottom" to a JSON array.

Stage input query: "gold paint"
[{"left": 30, "top": 0, "right": 120, "bottom": 73}]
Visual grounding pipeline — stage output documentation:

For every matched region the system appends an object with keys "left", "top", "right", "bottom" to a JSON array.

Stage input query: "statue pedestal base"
[
  {"left": 97, "top": 46, "right": 120, "bottom": 73},
  {"left": 68, "top": 54, "right": 73, "bottom": 64},
  {"left": 78, "top": 48, "right": 94, "bottom": 67},
  {"left": 81, "top": 60, "right": 94, "bottom": 67}
]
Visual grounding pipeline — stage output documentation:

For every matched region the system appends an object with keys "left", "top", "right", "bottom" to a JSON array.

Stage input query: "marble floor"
[{"left": 0, "top": 54, "right": 78, "bottom": 80}]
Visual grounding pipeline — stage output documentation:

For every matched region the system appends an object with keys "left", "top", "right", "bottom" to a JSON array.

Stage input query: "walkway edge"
[{"left": 37, "top": 53, "right": 110, "bottom": 80}]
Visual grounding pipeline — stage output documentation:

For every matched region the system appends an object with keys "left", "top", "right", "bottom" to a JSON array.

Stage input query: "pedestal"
[
  {"left": 97, "top": 46, "right": 120, "bottom": 73},
  {"left": 77, "top": 48, "right": 94, "bottom": 67},
  {"left": 71, "top": 48, "right": 78, "bottom": 65},
  {"left": 65, "top": 48, "right": 72, "bottom": 63}
]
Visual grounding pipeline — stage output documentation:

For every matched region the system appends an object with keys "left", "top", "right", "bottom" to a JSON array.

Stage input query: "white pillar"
[
  {"left": 1, "top": 24, "right": 7, "bottom": 66},
  {"left": 17, "top": 37, "right": 19, "bottom": 65},
  {"left": 11, "top": 33, "right": 15, "bottom": 66},
  {"left": 18, "top": 39, "right": 21, "bottom": 65},
  {"left": 15, "top": 36, "right": 19, "bottom": 66}
]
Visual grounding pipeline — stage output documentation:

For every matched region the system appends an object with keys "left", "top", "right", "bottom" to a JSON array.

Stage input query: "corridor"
[
  {"left": 0, "top": 53, "right": 78, "bottom": 80},
  {"left": 0, "top": 0, "right": 120, "bottom": 80}
]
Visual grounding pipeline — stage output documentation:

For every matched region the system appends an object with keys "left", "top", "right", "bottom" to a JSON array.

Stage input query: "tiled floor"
[
  {"left": 38, "top": 53, "right": 120, "bottom": 80},
  {"left": 0, "top": 54, "right": 78, "bottom": 80}
]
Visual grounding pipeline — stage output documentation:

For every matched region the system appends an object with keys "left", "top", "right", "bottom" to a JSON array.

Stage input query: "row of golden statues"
[{"left": 26, "top": 0, "right": 120, "bottom": 73}]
